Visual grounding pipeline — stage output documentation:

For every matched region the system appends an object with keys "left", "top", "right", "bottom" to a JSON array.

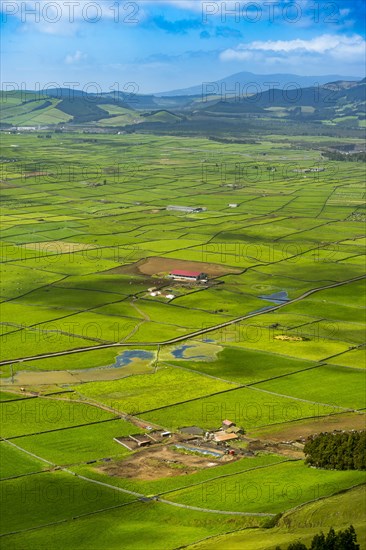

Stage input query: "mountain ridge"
[{"left": 156, "top": 71, "right": 363, "bottom": 97}]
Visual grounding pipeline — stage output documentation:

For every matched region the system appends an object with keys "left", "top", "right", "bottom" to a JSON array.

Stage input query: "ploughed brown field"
[{"left": 106, "top": 256, "right": 241, "bottom": 278}]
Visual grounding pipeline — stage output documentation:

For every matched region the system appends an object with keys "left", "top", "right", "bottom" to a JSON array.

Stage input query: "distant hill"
[
  {"left": 1, "top": 77, "right": 364, "bottom": 133},
  {"left": 156, "top": 71, "right": 362, "bottom": 97},
  {"left": 198, "top": 79, "right": 366, "bottom": 118},
  {"left": 0, "top": 90, "right": 188, "bottom": 127},
  {"left": 142, "top": 110, "right": 184, "bottom": 123},
  {"left": 251, "top": 80, "right": 366, "bottom": 108}
]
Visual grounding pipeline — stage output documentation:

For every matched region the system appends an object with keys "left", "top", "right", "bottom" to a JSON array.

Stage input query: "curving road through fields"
[{"left": 0, "top": 274, "right": 364, "bottom": 367}]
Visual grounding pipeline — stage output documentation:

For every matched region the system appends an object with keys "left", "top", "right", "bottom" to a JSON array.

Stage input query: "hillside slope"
[{"left": 188, "top": 485, "right": 366, "bottom": 550}]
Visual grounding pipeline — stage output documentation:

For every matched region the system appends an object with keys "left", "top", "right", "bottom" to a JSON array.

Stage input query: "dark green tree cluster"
[
  {"left": 322, "top": 150, "right": 366, "bottom": 162},
  {"left": 275, "top": 525, "right": 359, "bottom": 549},
  {"left": 304, "top": 431, "right": 366, "bottom": 470}
]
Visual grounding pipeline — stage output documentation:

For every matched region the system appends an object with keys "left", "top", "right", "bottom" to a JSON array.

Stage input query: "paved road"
[{"left": 0, "top": 274, "right": 364, "bottom": 367}]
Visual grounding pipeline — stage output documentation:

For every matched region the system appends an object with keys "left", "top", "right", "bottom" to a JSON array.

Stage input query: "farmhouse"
[
  {"left": 169, "top": 270, "right": 208, "bottom": 282},
  {"left": 222, "top": 419, "right": 235, "bottom": 429},
  {"left": 214, "top": 432, "right": 239, "bottom": 443},
  {"left": 227, "top": 426, "right": 243, "bottom": 435},
  {"left": 221, "top": 419, "right": 244, "bottom": 435}
]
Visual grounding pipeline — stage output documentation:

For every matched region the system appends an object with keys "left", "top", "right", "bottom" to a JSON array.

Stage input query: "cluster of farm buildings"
[
  {"left": 114, "top": 419, "right": 245, "bottom": 456},
  {"left": 147, "top": 271, "right": 209, "bottom": 299}
]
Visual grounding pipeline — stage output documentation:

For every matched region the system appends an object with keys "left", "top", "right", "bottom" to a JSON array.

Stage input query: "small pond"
[
  {"left": 258, "top": 290, "right": 289, "bottom": 305},
  {"left": 114, "top": 350, "right": 154, "bottom": 367},
  {"left": 172, "top": 345, "right": 206, "bottom": 360}
]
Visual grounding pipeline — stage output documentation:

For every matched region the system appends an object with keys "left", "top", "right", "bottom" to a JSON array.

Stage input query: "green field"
[
  {"left": 140, "top": 386, "right": 342, "bottom": 431},
  {"left": 0, "top": 129, "right": 365, "bottom": 548},
  {"left": 71, "top": 366, "right": 238, "bottom": 415},
  {"left": 13, "top": 418, "right": 142, "bottom": 465},
  {"left": 166, "top": 460, "right": 366, "bottom": 513},
  {"left": 0, "top": 471, "right": 135, "bottom": 534},
  {"left": 1, "top": 499, "right": 256, "bottom": 550},
  {"left": 189, "top": 485, "right": 366, "bottom": 550},
  {"left": 0, "top": 398, "right": 115, "bottom": 438},
  {"left": 0, "top": 442, "right": 46, "bottom": 479}
]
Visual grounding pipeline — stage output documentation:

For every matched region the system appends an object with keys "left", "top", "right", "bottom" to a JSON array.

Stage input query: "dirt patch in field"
[
  {"left": 1, "top": 370, "right": 79, "bottom": 386},
  {"left": 249, "top": 412, "right": 366, "bottom": 442},
  {"left": 247, "top": 439, "right": 304, "bottom": 459},
  {"left": 0, "top": 362, "right": 154, "bottom": 387},
  {"left": 98, "top": 445, "right": 225, "bottom": 480},
  {"left": 106, "top": 256, "right": 241, "bottom": 278},
  {"left": 24, "top": 171, "right": 51, "bottom": 178}
]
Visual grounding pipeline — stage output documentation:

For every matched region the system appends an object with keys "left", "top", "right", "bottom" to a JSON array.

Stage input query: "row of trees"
[
  {"left": 304, "top": 431, "right": 366, "bottom": 470},
  {"left": 276, "top": 526, "right": 359, "bottom": 549},
  {"left": 322, "top": 150, "right": 366, "bottom": 162}
]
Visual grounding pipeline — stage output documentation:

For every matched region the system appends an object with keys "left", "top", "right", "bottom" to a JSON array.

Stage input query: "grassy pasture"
[
  {"left": 1, "top": 348, "right": 120, "bottom": 375},
  {"left": 0, "top": 398, "right": 115, "bottom": 438},
  {"left": 167, "top": 460, "right": 366, "bottom": 514},
  {"left": 0, "top": 131, "right": 365, "bottom": 547},
  {"left": 253, "top": 364, "right": 366, "bottom": 410},
  {"left": 34, "top": 310, "right": 142, "bottom": 343},
  {"left": 0, "top": 263, "right": 64, "bottom": 301},
  {"left": 72, "top": 366, "right": 236, "bottom": 415},
  {"left": 0, "top": 470, "right": 134, "bottom": 534},
  {"left": 0, "top": 391, "right": 29, "bottom": 401},
  {"left": 1, "top": 499, "right": 256, "bottom": 550},
  {"left": 0, "top": 442, "right": 46, "bottom": 479},
  {"left": 14, "top": 418, "right": 142, "bottom": 465},
  {"left": 209, "top": 322, "right": 352, "bottom": 363},
  {"left": 189, "top": 485, "right": 366, "bottom": 550},
  {"left": 0, "top": 328, "right": 94, "bottom": 361},
  {"left": 168, "top": 347, "right": 316, "bottom": 384},
  {"left": 14, "top": 286, "right": 125, "bottom": 311},
  {"left": 327, "top": 349, "right": 366, "bottom": 369},
  {"left": 172, "top": 288, "right": 267, "bottom": 317},
  {"left": 55, "top": 274, "right": 152, "bottom": 297},
  {"left": 140, "top": 386, "right": 337, "bottom": 431}
]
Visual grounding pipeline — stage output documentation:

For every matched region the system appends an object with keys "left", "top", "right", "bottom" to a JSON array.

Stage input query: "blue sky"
[{"left": 1, "top": 0, "right": 365, "bottom": 93}]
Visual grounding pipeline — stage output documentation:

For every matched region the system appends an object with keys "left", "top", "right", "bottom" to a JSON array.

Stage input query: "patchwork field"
[{"left": 0, "top": 131, "right": 365, "bottom": 549}]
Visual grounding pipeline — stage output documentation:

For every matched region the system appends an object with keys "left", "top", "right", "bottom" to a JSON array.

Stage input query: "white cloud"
[
  {"left": 220, "top": 34, "right": 366, "bottom": 61},
  {"left": 0, "top": 0, "right": 144, "bottom": 35},
  {"left": 154, "top": 0, "right": 279, "bottom": 8},
  {"left": 65, "top": 50, "right": 88, "bottom": 65},
  {"left": 1, "top": 0, "right": 114, "bottom": 19}
]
